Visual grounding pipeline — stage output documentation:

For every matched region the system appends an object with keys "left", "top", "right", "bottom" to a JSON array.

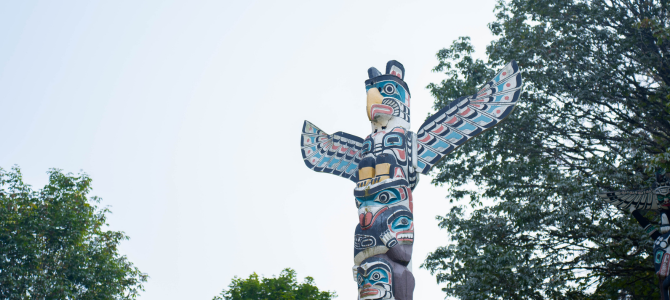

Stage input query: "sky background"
[{"left": 0, "top": 1, "right": 498, "bottom": 299}]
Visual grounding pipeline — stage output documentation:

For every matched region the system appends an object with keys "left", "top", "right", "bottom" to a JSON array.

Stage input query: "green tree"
[
  {"left": 421, "top": 0, "right": 670, "bottom": 299},
  {"left": 213, "top": 268, "right": 336, "bottom": 300},
  {"left": 0, "top": 166, "right": 147, "bottom": 299}
]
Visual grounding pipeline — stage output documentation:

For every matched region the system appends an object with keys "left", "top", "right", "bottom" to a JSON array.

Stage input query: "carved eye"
[
  {"left": 383, "top": 83, "right": 395, "bottom": 94},
  {"left": 376, "top": 191, "right": 397, "bottom": 204},
  {"left": 370, "top": 271, "right": 385, "bottom": 281},
  {"left": 363, "top": 141, "right": 372, "bottom": 154},
  {"left": 392, "top": 216, "right": 412, "bottom": 231}
]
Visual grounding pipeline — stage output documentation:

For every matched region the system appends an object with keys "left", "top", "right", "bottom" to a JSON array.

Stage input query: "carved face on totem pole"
[
  {"left": 300, "top": 60, "right": 523, "bottom": 300},
  {"left": 355, "top": 206, "right": 414, "bottom": 265},
  {"left": 365, "top": 61, "right": 411, "bottom": 132},
  {"left": 655, "top": 232, "right": 670, "bottom": 273},
  {"left": 357, "top": 257, "right": 395, "bottom": 300}
]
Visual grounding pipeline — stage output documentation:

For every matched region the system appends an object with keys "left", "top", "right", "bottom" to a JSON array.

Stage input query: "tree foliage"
[
  {"left": 213, "top": 268, "right": 336, "bottom": 300},
  {"left": 0, "top": 167, "right": 147, "bottom": 299},
  {"left": 422, "top": 0, "right": 670, "bottom": 299}
]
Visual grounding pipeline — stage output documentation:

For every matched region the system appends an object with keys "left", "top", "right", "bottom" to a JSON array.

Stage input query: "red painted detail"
[
  {"left": 505, "top": 96, "right": 509, "bottom": 100},
  {"left": 496, "top": 110, "right": 501, "bottom": 114},
  {"left": 408, "top": 188, "right": 413, "bottom": 212},
  {"left": 506, "top": 83, "right": 511, "bottom": 87},
  {"left": 407, "top": 95, "right": 410, "bottom": 108},
  {"left": 395, "top": 149, "right": 406, "bottom": 160},
  {"left": 418, "top": 135, "right": 432, "bottom": 143},
  {"left": 502, "top": 72, "right": 507, "bottom": 75},
  {"left": 396, "top": 229, "right": 414, "bottom": 241},
  {"left": 394, "top": 167, "right": 405, "bottom": 179},
  {"left": 331, "top": 144, "right": 339, "bottom": 151},
  {"left": 446, "top": 116, "right": 458, "bottom": 124},
  {"left": 432, "top": 125, "right": 445, "bottom": 134},
  {"left": 360, "top": 206, "right": 389, "bottom": 230},
  {"left": 392, "top": 128, "right": 405, "bottom": 133},
  {"left": 360, "top": 288, "right": 378, "bottom": 297},
  {"left": 399, "top": 187, "right": 406, "bottom": 200},
  {"left": 349, "top": 149, "right": 357, "bottom": 155},
  {"left": 459, "top": 107, "right": 472, "bottom": 116},
  {"left": 371, "top": 104, "right": 394, "bottom": 118}
]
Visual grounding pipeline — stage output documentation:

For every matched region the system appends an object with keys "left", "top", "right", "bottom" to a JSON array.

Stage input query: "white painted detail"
[{"left": 411, "top": 131, "right": 418, "bottom": 169}]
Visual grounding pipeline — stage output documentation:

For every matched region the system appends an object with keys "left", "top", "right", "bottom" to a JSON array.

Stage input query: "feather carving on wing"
[
  {"left": 300, "top": 120, "right": 365, "bottom": 182},
  {"left": 415, "top": 60, "right": 523, "bottom": 174},
  {"left": 597, "top": 188, "right": 659, "bottom": 211}
]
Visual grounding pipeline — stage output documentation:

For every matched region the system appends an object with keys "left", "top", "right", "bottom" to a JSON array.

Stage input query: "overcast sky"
[{"left": 0, "top": 1, "right": 499, "bottom": 299}]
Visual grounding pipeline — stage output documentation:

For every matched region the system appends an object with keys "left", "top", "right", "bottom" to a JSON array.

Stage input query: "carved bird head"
[{"left": 365, "top": 60, "right": 411, "bottom": 131}]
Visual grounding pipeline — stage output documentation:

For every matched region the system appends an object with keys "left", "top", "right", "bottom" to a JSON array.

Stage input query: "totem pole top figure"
[
  {"left": 300, "top": 59, "right": 523, "bottom": 184},
  {"left": 299, "top": 59, "right": 522, "bottom": 300}
]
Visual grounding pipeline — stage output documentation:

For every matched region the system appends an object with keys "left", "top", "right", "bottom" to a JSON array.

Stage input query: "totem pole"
[
  {"left": 599, "top": 169, "right": 670, "bottom": 299},
  {"left": 299, "top": 60, "right": 523, "bottom": 299}
]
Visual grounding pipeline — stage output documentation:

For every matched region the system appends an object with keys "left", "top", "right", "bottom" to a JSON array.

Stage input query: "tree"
[
  {"left": 421, "top": 0, "right": 670, "bottom": 299},
  {"left": 213, "top": 268, "right": 336, "bottom": 300},
  {"left": 0, "top": 166, "right": 147, "bottom": 299}
]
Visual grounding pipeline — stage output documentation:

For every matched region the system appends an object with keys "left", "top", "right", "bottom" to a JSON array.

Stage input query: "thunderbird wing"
[
  {"left": 598, "top": 189, "right": 659, "bottom": 211},
  {"left": 300, "top": 120, "right": 365, "bottom": 182},
  {"left": 415, "top": 60, "right": 523, "bottom": 174}
]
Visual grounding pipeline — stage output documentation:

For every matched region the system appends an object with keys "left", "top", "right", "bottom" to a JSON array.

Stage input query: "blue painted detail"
[
  {"left": 416, "top": 160, "right": 426, "bottom": 170},
  {"left": 456, "top": 122, "right": 477, "bottom": 134},
  {"left": 486, "top": 105, "right": 503, "bottom": 114},
  {"left": 391, "top": 216, "right": 412, "bottom": 231},
  {"left": 356, "top": 188, "right": 402, "bottom": 207},
  {"left": 472, "top": 115, "right": 493, "bottom": 125},
  {"left": 328, "top": 158, "right": 341, "bottom": 168},
  {"left": 419, "top": 149, "right": 437, "bottom": 161},
  {"left": 303, "top": 145, "right": 318, "bottom": 156},
  {"left": 317, "top": 156, "right": 332, "bottom": 168},
  {"left": 431, "top": 139, "right": 450, "bottom": 152},
  {"left": 495, "top": 95, "right": 505, "bottom": 102},
  {"left": 384, "top": 134, "right": 403, "bottom": 147},
  {"left": 363, "top": 140, "right": 373, "bottom": 153},
  {"left": 361, "top": 268, "right": 389, "bottom": 287},
  {"left": 370, "top": 79, "right": 407, "bottom": 105},
  {"left": 445, "top": 132, "right": 464, "bottom": 142},
  {"left": 312, "top": 152, "right": 323, "bottom": 161},
  {"left": 336, "top": 161, "right": 350, "bottom": 172},
  {"left": 345, "top": 162, "right": 359, "bottom": 174}
]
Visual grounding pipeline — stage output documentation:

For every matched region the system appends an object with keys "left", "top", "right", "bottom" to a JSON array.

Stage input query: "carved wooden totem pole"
[
  {"left": 599, "top": 170, "right": 670, "bottom": 299},
  {"left": 300, "top": 60, "right": 522, "bottom": 299}
]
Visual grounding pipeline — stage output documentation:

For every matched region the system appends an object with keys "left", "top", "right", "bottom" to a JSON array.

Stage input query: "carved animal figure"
[
  {"left": 599, "top": 169, "right": 670, "bottom": 299},
  {"left": 300, "top": 60, "right": 523, "bottom": 299}
]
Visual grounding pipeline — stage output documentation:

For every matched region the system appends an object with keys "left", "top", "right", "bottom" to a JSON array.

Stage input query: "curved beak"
[{"left": 366, "top": 88, "right": 384, "bottom": 121}]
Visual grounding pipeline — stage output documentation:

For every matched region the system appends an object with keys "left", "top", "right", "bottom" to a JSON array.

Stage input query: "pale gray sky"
[{"left": 0, "top": 1, "right": 498, "bottom": 299}]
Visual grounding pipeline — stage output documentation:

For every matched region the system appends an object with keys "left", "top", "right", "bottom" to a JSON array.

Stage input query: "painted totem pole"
[
  {"left": 300, "top": 60, "right": 523, "bottom": 299},
  {"left": 599, "top": 170, "right": 670, "bottom": 299}
]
